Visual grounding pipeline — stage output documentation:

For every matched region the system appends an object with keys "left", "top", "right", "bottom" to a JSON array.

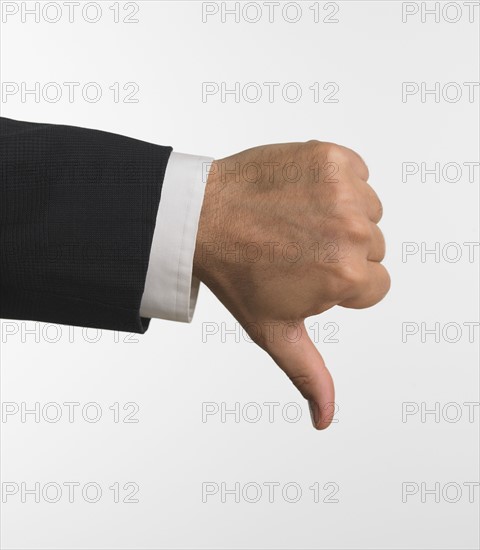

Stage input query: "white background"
[{"left": 0, "top": 1, "right": 479, "bottom": 549}]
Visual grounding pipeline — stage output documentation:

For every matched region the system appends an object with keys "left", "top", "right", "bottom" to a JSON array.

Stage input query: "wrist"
[{"left": 193, "top": 159, "right": 220, "bottom": 282}]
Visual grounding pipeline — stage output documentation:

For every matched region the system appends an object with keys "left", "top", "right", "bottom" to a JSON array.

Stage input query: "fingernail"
[{"left": 308, "top": 400, "right": 319, "bottom": 429}]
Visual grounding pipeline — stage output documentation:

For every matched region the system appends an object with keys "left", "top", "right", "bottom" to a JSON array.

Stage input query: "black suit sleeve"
[{"left": 0, "top": 117, "right": 172, "bottom": 333}]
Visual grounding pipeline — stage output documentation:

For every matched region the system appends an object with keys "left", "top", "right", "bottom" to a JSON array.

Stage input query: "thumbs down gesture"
[{"left": 193, "top": 141, "right": 390, "bottom": 430}]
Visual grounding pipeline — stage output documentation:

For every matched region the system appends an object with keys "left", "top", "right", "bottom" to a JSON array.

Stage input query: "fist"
[{"left": 193, "top": 141, "right": 390, "bottom": 429}]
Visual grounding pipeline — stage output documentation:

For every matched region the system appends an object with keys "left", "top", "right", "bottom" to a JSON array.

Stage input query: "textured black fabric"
[{"left": 0, "top": 117, "right": 172, "bottom": 333}]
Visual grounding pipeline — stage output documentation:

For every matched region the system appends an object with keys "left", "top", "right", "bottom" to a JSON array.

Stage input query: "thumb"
[{"left": 265, "top": 321, "right": 335, "bottom": 430}]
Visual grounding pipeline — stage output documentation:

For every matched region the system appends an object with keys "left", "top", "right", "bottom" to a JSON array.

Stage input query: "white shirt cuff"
[{"left": 139, "top": 152, "right": 214, "bottom": 322}]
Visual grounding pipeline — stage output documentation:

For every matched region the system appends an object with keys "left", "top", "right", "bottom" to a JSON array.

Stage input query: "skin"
[{"left": 193, "top": 140, "right": 390, "bottom": 430}]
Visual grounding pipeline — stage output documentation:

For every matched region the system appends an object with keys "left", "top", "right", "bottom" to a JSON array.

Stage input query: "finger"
[
  {"left": 325, "top": 143, "right": 369, "bottom": 181},
  {"left": 339, "top": 262, "right": 391, "bottom": 309},
  {"left": 266, "top": 321, "right": 336, "bottom": 430},
  {"left": 367, "top": 223, "right": 386, "bottom": 262},
  {"left": 357, "top": 180, "right": 383, "bottom": 223},
  {"left": 337, "top": 145, "right": 370, "bottom": 181}
]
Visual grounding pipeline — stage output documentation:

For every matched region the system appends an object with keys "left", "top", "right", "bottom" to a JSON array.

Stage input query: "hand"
[{"left": 193, "top": 141, "right": 390, "bottom": 430}]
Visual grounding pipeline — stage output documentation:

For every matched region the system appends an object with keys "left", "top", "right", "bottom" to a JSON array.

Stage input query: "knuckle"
[
  {"left": 379, "top": 265, "right": 391, "bottom": 293},
  {"left": 331, "top": 183, "right": 350, "bottom": 202},
  {"left": 374, "top": 201, "right": 384, "bottom": 221},
  {"left": 288, "top": 372, "right": 314, "bottom": 399},
  {"left": 336, "top": 263, "right": 367, "bottom": 290},
  {"left": 329, "top": 184, "right": 357, "bottom": 213},
  {"left": 326, "top": 142, "right": 348, "bottom": 163},
  {"left": 305, "top": 139, "right": 326, "bottom": 158},
  {"left": 357, "top": 156, "right": 369, "bottom": 180},
  {"left": 345, "top": 218, "right": 371, "bottom": 243}
]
